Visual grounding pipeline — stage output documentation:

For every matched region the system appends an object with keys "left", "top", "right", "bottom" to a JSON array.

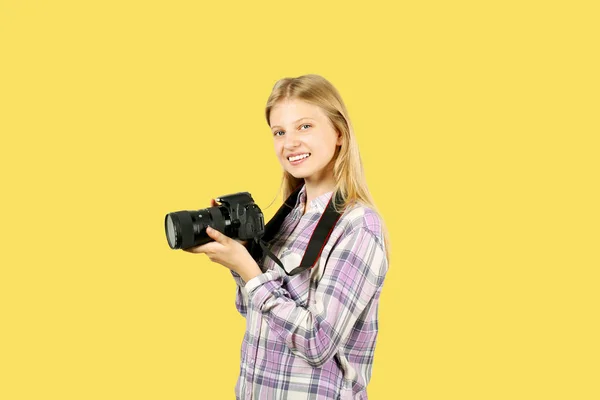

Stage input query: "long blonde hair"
[{"left": 265, "top": 74, "right": 390, "bottom": 260}]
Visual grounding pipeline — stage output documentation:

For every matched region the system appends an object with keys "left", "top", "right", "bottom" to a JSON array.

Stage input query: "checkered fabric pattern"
[{"left": 230, "top": 184, "right": 389, "bottom": 400}]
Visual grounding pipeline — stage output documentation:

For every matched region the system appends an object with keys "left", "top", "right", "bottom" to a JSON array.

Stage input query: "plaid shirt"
[{"left": 230, "top": 184, "right": 389, "bottom": 399}]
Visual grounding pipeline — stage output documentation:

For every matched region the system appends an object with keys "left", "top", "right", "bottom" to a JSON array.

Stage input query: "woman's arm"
[
  {"left": 229, "top": 239, "right": 269, "bottom": 318},
  {"left": 244, "top": 225, "right": 388, "bottom": 367}
]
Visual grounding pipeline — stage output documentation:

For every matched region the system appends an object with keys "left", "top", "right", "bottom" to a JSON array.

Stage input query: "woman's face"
[{"left": 269, "top": 99, "right": 342, "bottom": 183}]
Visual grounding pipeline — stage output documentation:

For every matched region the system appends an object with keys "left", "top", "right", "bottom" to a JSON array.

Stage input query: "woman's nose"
[{"left": 283, "top": 134, "right": 300, "bottom": 149}]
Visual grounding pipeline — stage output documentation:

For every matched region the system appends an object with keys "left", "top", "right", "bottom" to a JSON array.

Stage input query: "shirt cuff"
[
  {"left": 245, "top": 268, "right": 282, "bottom": 310},
  {"left": 230, "top": 270, "right": 246, "bottom": 287},
  {"left": 245, "top": 270, "right": 271, "bottom": 293}
]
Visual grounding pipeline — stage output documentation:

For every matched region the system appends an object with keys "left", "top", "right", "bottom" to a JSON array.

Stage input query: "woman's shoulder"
[{"left": 336, "top": 202, "right": 385, "bottom": 245}]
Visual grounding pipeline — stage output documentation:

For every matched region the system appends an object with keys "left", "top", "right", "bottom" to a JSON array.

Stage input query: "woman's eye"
[{"left": 273, "top": 124, "right": 309, "bottom": 136}]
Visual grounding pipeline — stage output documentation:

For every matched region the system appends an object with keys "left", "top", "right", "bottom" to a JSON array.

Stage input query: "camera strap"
[{"left": 250, "top": 185, "right": 343, "bottom": 276}]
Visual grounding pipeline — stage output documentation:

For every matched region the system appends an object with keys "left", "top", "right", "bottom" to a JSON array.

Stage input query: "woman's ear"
[{"left": 336, "top": 131, "right": 343, "bottom": 146}]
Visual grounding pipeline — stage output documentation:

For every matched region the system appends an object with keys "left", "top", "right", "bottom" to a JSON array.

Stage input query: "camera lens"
[
  {"left": 165, "top": 214, "right": 177, "bottom": 248},
  {"left": 164, "top": 211, "right": 195, "bottom": 249},
  {"left": 165, "top": 214, "right": 181, "bottom": 249},
  {"left": 164, "top": 206, "right": 230, "bottom": 250}
]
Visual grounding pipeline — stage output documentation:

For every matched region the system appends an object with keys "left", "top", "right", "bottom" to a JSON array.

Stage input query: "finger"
[
  {"left": 185, "top": 244, "right": 207, "bottom": 254},
  {"left": 206, "top": 226, "right": 228, "bottom": 245},
  {"left": 210, "top": 199, "right": 217, "bottom": 207},
  {"left": 186, "top": 242, "right": 219, "bottom": 254},
  {"left": 235, "top": 239, "right": 248, "bottom": 246}
]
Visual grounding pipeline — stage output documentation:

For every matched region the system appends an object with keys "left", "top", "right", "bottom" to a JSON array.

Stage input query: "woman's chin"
[
  {"left": 281, "top": 161, "right": 315, "bottom": 179},
  {"left": 288, "top": 172, "right": 308, "bottom": 179}
]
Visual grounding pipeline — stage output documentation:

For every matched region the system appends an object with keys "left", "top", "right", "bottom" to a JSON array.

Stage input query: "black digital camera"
[{"left": 164, "top": 192, "right": 265, "bottom": 250}]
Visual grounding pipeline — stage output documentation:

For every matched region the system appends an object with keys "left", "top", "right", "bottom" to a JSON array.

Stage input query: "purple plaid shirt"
[{"left": 230, "top": 184, "right": 389, "bottom": 399}]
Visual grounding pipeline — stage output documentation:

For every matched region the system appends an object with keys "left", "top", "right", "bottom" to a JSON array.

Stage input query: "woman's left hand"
[{"left": 183, "top": 226, "right": 262, "bottom": 282}]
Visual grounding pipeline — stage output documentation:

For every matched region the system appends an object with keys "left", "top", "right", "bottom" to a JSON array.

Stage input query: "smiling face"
[{"left": 269, "top": 99, "right": 342, "bottom": 186}]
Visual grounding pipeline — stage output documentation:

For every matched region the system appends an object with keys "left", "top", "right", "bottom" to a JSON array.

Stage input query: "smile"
[{"left": 288, "top": 153, "right": 311, "bottom": 163}]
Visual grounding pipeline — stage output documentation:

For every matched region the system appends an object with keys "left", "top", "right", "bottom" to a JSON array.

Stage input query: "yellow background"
[{"left": 1, "top": 1, "right": 598, "bottom": 399}]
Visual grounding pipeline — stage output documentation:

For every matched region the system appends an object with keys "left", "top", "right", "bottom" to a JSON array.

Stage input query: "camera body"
[
  {"left": 216, "top": 192, "right": 265, "bottom": 240},
  {"left": 165, "top": 192, "right": 265, "bottom": 250}
]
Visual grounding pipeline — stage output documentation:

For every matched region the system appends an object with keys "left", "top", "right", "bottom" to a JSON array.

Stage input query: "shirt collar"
[{"left": 295, "top": 184, "right": 334, "bottom": 214}]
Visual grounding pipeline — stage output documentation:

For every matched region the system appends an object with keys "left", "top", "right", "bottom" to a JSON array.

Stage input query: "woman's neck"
[{"left": 303, "top": 178, "right": 335, "bottom": 210}]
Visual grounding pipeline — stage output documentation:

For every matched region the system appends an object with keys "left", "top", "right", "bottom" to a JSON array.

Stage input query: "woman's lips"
[{"left": 288, "top": 153, "right": 311, "bottom": 166}]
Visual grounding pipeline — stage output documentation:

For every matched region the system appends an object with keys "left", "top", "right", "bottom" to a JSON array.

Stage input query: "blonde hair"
[{"left": 265, "top": 74, "right": 390, "bottom": 261}]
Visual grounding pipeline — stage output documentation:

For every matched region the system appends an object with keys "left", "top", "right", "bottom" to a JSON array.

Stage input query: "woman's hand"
[{"left": 183, "top": 199, "right": 262, "bottom": 283}]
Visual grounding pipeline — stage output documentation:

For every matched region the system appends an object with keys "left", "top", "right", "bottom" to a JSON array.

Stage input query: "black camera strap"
[{"left": 249, "top": 185, "right": 343, "bottom": 276}]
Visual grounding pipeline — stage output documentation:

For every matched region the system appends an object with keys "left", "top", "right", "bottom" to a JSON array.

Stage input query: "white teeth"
[{"left": 288, "top": 153, "right": 310, "bottom": 162}]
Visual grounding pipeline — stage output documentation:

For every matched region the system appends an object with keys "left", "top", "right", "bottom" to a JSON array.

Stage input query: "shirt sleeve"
[
  {"left": 245, "top": 226, "right": 388, "bottom": 367},
  {"left": 230, "top": 270, "right": 249, "bottom": 318},
  {"left": 230, "top": 240, "right": 267, "bottom": 318}
]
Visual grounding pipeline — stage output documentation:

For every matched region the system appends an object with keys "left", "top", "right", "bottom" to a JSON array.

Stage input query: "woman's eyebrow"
[{"left": 271, "top": 118, "right": 315, "bottom": 130}]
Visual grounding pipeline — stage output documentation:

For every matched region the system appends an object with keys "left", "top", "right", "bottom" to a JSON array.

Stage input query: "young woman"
[{"left": 186, "top": 74, "right": 390, "bottom": 399}]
